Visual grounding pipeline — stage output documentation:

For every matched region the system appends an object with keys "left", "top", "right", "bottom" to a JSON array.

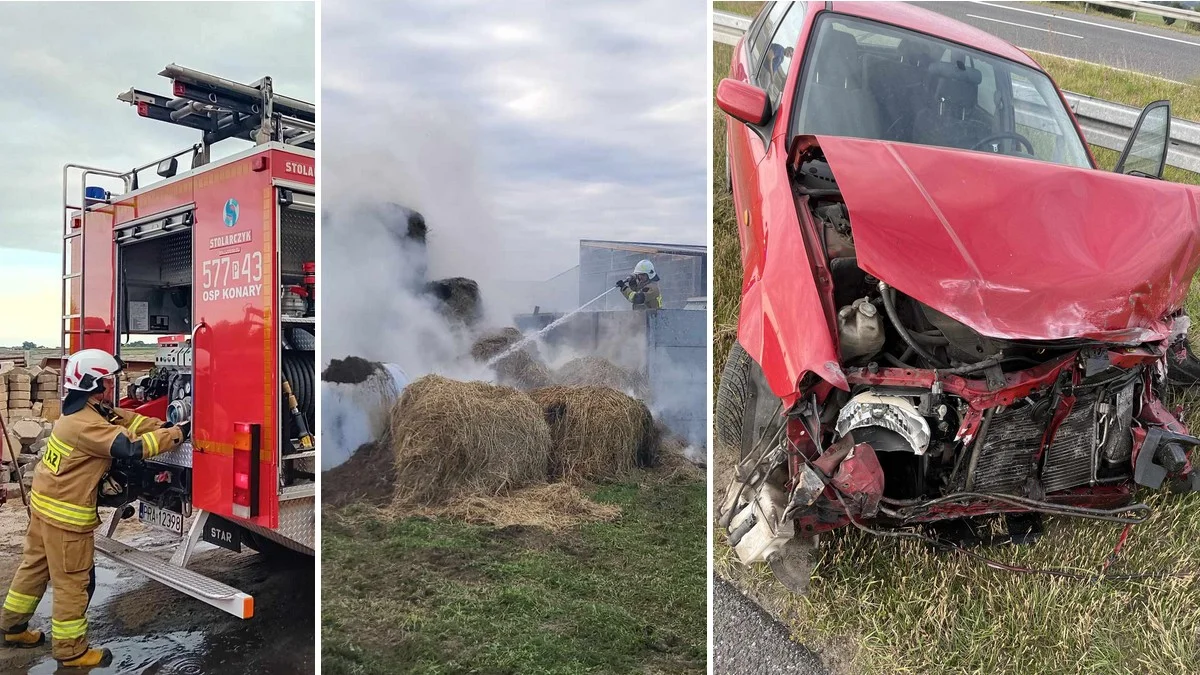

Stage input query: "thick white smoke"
[{"left": 322, "top": 103, "right": 524, "bottom": 376}]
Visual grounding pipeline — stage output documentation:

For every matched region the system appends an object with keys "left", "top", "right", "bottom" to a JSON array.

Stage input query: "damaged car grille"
[{"left": 972, "top": 390, "right": 1103, "bottom": 495}]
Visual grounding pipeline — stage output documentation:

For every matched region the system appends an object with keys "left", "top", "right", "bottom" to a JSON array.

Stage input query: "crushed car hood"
[{"left": 817, "top": 136, "right": 1200, "bottom": 342}]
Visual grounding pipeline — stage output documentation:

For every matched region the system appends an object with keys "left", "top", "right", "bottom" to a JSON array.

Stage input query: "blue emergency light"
[{"left": 84, "top": 186, "right": 107, "bottom": 203}]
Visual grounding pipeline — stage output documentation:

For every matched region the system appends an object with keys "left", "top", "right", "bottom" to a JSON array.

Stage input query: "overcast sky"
[
  {"left": 322, "top": 0, "right": 707, "bottom": 285},
  {"left": 0, "top": 1, "right": 315, "bottom": 346}
]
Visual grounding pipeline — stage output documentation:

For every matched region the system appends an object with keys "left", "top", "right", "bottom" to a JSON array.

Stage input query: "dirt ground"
[{"left": 0, "top": 500, "right": 313, "bottom": 675}]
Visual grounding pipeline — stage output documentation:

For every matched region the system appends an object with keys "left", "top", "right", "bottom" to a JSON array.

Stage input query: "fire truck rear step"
[{"left": 94, "top": 533, "right": 254, "bottom": 619}]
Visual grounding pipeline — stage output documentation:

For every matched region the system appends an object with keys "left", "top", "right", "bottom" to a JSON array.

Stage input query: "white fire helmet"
[
  {"left": 63, "top": 349, "right": 125, "bottom": 393},
  {"left": 633, "top": 259, "right": 655, "bottom": 278}
]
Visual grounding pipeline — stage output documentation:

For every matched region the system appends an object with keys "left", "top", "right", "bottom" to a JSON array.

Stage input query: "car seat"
[
  {"left": 864, "top": 38, "right": 934, "bottom": 142},
  {"left": 798, "top": 30, "right": 882, "bottom": 139},
  {"left": 911, "top": 57, "right": 991, "bottom": 150}
]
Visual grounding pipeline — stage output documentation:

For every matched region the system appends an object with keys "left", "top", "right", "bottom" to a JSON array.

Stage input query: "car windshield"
[{"left": 790, "top": 13, "right": 1092, "bottom": 168}]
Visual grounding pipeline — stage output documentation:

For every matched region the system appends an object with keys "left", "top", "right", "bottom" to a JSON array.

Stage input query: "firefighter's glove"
[
  {"left": 176, "top": 420, "right": 192, "bottom": 441},
  {"left": 615, "top": 278, "right": 628, "bottom": 291}
]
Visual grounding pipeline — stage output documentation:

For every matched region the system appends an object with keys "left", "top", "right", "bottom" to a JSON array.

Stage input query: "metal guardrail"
[
  {"left": 712, "top": 9, "right": 1200, "bottom": 173},
  {"left": 1086, "top": 0, "right": 1200, "bottom": 24}
]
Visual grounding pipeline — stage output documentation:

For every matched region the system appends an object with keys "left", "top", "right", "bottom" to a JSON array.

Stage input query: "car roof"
[{"left": 829, "top": 1, "right": 1041, "bottom": 70}]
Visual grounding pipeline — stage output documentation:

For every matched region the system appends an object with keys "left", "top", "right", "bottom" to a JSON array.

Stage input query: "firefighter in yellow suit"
[
  {"left": 0, "top": 348, "right": 187, "bottom": 667},
  {"left": 616, "top": 259, "right": 664, "bottom": 310}
]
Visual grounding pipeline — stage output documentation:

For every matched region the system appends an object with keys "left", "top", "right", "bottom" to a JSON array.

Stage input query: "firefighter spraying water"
[{"left": 616, "top": 259, "right": 663, "bottom": 311}]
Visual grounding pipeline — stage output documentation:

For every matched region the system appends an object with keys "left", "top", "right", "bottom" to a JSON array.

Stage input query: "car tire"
[
  {"left": 716, "top": 341, "right": 784, "bottom": 460},
  {"left": 718, "top": 342, "right": 817, "bottom": 594}
]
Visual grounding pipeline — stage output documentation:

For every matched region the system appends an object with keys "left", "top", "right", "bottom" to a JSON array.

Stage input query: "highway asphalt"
[
  {"left": 712, "top": 576, "right": 829, "bottom": 675},
  {"left": 926, "top": 1, "right": 1200, "bottom": 82}
]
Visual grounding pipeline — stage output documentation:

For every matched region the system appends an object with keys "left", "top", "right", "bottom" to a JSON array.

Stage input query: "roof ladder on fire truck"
[
  {"left": 118, "top": 63, "right": 315, "bottom": 170},
  {"left": 60, "top": 165, "right": 131, "bottom": 372}
]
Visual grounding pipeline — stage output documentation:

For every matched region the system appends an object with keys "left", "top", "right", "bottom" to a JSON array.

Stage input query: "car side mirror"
[
  {"left": 1115, "top": 100, "right": 1170, "bottom": 179},
  {"left": 717, "top": 78, "right": 771, "bottom": 127}
]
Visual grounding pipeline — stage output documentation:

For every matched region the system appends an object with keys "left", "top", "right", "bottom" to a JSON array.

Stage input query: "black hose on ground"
[{"left": 877, "top": 282, "right": 947, "bottom": 368}]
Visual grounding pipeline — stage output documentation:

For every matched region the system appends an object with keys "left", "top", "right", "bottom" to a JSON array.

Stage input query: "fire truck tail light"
[
  {"left": 251, "top": 156, "right": 268, "bottom": 172},
  {"left": 173, "top": 81, "right": 185, "bottom": 98},
  {"left": 231, "top": 423, "right": 260, "bottom": 520},
  {"left": 136, "top": 101, "right": 149, "bottom": 117}
]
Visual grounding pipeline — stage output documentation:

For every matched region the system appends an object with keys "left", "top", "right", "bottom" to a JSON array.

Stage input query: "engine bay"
[{"left": 720, "top": 143, "right": 1200, "bottom": 574}]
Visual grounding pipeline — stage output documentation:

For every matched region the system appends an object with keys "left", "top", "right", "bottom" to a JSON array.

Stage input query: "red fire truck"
[{"left": 61, "top": 65, "right": 315, "bottom": 618}]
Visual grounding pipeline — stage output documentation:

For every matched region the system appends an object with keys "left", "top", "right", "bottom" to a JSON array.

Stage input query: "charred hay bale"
[
  {"left": 322, "top": 356, "right": 379, "bottom": 384},
  {"left": 426, "top": 277, "right": 481, "bottom": 325},
  {"left": 470, "top": 329, "right": 551, "bottom": 391},
  {"left": 528, "top": 386, "right": 658, "bottom": 482},
  {"left": 405, "top": 209, "right": 427, "bottom": 244},
  {"left": 554, "top": 356, "right": 648, "bottom": 399},
  {"left": 387, "top": 375, "right": 551, "bottom": 506}
]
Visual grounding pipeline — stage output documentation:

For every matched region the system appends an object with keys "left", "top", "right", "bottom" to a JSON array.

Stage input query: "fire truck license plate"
[{"left": 138, "top": 502, "right": 183, "bottom": 536}]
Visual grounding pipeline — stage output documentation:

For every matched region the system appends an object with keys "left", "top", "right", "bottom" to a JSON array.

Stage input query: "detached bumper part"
[
  {"left": 726, "top": 481, "right": 795, "bottom": 565},
  {"left": 1134, "top": 429, "right": 1200, "bottom": 490}
]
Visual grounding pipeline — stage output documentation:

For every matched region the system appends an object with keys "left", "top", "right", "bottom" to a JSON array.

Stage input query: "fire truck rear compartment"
[{"left": 118, "top": 229, "right": 193, "bottom": 336}]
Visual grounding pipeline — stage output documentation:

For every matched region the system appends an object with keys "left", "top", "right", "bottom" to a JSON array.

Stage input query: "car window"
[
  {"left": 789, "top": 13, "right": 1092, "bottom": 168},
  {"left": 754, "top": 2, "right": 807, "bottom": 112},
  {"left": 748, "top": 2, "right": 789, "bottom": 80}
]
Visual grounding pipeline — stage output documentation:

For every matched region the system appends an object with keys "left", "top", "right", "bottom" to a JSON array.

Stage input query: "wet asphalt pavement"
[{"left": 713, "top": 576, "right": 828, "bottom": 675}]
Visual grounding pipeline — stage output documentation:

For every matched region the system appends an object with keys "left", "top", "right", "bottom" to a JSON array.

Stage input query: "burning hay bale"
[
  {"left": 470, "top": 328, "right": 552, "bottom": 390},
  {"left": 554, "top": 356, "right": 648, "bottom": 399},
  {"left": 528, "top": 386, "right": 658, "bottom": 482},
  {"left": 470, "top": 327, "right": 523, "bottom": 360},
  {"left": 388, "top": 375, "right": 551, "bottom": 506},
  {"left": 426, "top": 277, "right": 481, "bottom": 325}
]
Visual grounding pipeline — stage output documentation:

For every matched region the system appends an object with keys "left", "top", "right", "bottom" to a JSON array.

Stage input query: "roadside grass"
[
  {"left": 1031, "top": 50, "right": 1200, "bottom": 112},
  {"left": 322, "top": 479, "right": 706, "bottom": 675},
  {"left": 713, "top": 22, "right": 1200, "bottom": 675}
]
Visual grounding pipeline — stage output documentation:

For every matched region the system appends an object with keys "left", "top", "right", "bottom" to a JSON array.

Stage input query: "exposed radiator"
[{"left": 971, "top": 391, "right": 1100, "bottom": 495}]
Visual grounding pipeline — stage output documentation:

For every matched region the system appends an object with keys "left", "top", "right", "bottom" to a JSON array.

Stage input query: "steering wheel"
[{"left": 972, "top": 132, "right": 1035, "bottom": 155}]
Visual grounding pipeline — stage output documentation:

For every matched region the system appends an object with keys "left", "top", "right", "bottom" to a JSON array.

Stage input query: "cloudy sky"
[
  {"left": 322, "top": 0, "right": 707, "bottom": 286},
  {"left": 0, "top": 1, "right": 314, "bottom": 346}
]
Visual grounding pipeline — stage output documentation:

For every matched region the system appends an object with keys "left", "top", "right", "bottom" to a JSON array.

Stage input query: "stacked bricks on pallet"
[
  {"left": 6, "top": 367, "right": 34, "bottom": 423},
  {"left": 34, "top": 368, "right": 59, "bottom": 401},
  {"left": 35, "top": 368, "right": 60, "bottom": 420}
]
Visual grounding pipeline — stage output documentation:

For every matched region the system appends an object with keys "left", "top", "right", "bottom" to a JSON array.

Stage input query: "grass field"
[
  {"left": 713, "top": 6, "right": 1200, "bottom": 674},
  {"left": 322, "top": 478, "right": 707, "bottom": 675}
]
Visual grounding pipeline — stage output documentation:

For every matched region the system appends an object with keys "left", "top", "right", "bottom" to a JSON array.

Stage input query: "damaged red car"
[{"left": 716, "top": 1, "right": 1200, "bottom": 591}]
